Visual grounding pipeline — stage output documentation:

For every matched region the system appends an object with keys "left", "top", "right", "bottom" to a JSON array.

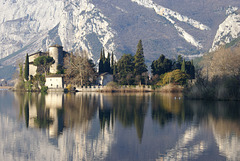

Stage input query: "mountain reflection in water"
[{"left": 0, "top": 90, "right": 239, "bottom": 161}]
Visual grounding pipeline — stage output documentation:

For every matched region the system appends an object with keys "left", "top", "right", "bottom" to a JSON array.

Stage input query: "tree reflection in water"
[
  {"left": 15, "top": 92, "right": 63, "bottom": 137},
  {"left": 13, "top": 92, "right": 240, "bottom": 160}
]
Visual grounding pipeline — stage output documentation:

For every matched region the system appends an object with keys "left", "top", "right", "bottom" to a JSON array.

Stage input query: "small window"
[{"left": 51, "top": 84, "right": 53, "bottom": 86}]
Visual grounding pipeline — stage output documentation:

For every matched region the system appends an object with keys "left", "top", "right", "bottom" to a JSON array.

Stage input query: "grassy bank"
[
  {"left": 155, "top": 84, "right": 184, "bottom": 93},
  {"left": 96, "top": 83, "right": 183, "bottom": 93}
]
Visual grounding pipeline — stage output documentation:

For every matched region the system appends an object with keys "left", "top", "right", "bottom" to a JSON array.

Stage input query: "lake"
[{"left": 0, "top": 90, "right": 240, "bottom": 161}]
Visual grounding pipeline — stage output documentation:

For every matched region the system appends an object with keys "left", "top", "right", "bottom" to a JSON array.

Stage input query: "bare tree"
[
  {"left": 202, "top": 46, "right": 240, "bottom": 80},
  {"left": 64, "top": 50, "right": 97, "bottom": 86}
]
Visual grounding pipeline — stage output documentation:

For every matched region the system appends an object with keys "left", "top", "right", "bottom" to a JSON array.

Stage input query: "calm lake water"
[{"left": 0, "top": 90, "right": 240, "bottom": 161}]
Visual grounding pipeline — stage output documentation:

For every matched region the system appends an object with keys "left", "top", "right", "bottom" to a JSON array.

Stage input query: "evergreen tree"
[
  {"left": 33, "top": 56, "right": 55, "bottom": 77},
  {"left": 181, "top": 59, "right": 186, "bottom": 73},
  {"left": 105, "top": 52, "right": 111, "bottom": 73},
  {"left": 99, "top": 48, "right": 112, "bottom": 74},
  {"left": 190, "top": 60, "right": 195, "bottom": 79},
  {"left": 24, "top": 53, "right": 29, "bottom": 81},
  {"left": 111, "top": 52, "right": 114, "bottom": 67},
  {"left": 117, "top": 54, "right": 134, "bottom": 85},
  {"left": 175, "top": 55, "right": 183, "bottom": 69},
  {"left": 99, "top": 49, "right": 104, "bottom": 74},
  {"left": 133, "top": 40, "right": 147, "bottom": 78},
  {"left": 151, "top": 54, "right": 172, "bottom": 76},
  {"left": 113, "top": 62, "right": 117, "bottom": 81},
  {"left": 111, "top": 52, "right": 114, "bottom": 74},
  {"left": 102, "top": 48, "right": 106, "bottom": 73},
  {"left": 102, "top": 48, "right": 106, "bottom": 62}
]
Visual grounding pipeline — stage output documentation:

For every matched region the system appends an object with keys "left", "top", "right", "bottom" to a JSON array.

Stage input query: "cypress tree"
[
  {"left": 190, "top": 60, "right": 195, "bottom": 79},
  {"left": 176, "top": 55, "right": 183, "bottom": 69},
  {"left": 113, "top": 64, "right": 116, "bottom": 76},
  {"left": 102, "top": 48, "right": 106, "bottom": 73},
  {"left": 24, "top": 53, "right": 29, "bottom": 81},
  {"left": 106, "top": 52, "right": 111, "bottom": 73},
  {"left": 99, "top": 49, "right": 104, "bottom": 74},
  {"left": 181, "top": 59, "right": 186, "bottom": 73},
  {"left": 111, "top": 52, "right": 114, "bottom": 74},
  {"left": 111, "top": 52, "right": 114, "bottom": 67},
  {"left": 102, "top": 48, "right": 106, "bottom": 62},
  {"left": 133, "top": 40, "right": 147, "bottom": 76}
]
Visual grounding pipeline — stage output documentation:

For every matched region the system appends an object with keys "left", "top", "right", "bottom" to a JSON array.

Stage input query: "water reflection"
[
  {"left": 14, "top": 93, "right": 64, "bottom": 137},
  {"left": 184, "top": 100, "right": 240, "bottom": 161},
  {"left": 0, "top": 91, "right": 239, "bottom": 160}
]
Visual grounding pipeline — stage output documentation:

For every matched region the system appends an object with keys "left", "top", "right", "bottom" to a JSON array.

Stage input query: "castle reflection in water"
[{"left": 12, "top": 92, "right": 240, "bottom": 161}]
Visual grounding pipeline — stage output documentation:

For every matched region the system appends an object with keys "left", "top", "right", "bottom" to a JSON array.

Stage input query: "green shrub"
[
  {"left": 41, "top": 86, "right": 48, "bottom": 93},
  {"left": 25, "top": 81, "right": 32, "bottom": 91},
  {"left": 106, "top": 81, "right": 118, "bottom": 88},
  {"left": 157, "top": 69, "right": 189, "bottom": 86}
]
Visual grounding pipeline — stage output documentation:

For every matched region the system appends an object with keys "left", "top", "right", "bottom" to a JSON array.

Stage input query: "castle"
[{"left": 28, "top": 45, "right": 66, "bottom": 77}]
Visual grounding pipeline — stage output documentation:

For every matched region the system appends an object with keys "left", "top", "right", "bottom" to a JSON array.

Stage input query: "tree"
[
  {"left": 190, "top": 60, "right": 195, "bottom": 79},
  {"left": 133, "top": 40, "right": 148, "bottom": 84},
  {"left": 24, "top": 53, "right": 29, "bottom": 81},
  {"left": 111, "top": 52, "right": 114, "bottom": 74},
  {"left": 99, "top": 49, "right": 104, "bottom": 74},
  {"left": 151, "top": 54, "right": 172, "bottom": 76},
  {"left": 176, "top": 55, "right": 183, "bottom": 69},
  {"left": 181, "top": 59, "right": 186, "bottom": 73},
  {"left": 151, "top": 54, "right": 165, "bottom": 76},
  {"left": 33, "top": 56, "right": 55, "bottom": 77},
  {"left": 99, "top": 49, "right": 111, "bottom": 74},
  {"left": 134, "top": 40, "right": 147, "bottom": 75},
  {"left": 102, "top": 48, "right": 106, "bottom": 72},
  {"left": 160, "top": 69, "right": 190, "bottom": 86},
  {"left": 65, "top": 51, "right": 97, "bottom": 86},
  {"left": 117, "top": 54, "right": 134, "bottom": 85},
  {"left": 184, "top": 60, "right": 195, "bottom": 79},
  {"left": 56, "top": 65, "right": 64, "bottom": 74},
  {"left": 142, "top": 72, "right": 149, "bottom": 85},
  {"left": 202, "top": 46, "right": 240, "bottom": 80},
  {"left": 105, "top": 52, "right": 111, "bottom": 73}
]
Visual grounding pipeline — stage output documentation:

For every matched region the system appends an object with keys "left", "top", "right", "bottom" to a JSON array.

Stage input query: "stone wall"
[{"left": 72, "top": 85, "right": 153, "bottom": 92}]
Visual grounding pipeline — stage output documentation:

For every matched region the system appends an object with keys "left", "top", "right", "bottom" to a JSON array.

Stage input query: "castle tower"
[{"left": 49, "top": 45, "right": 63, "bottom": 74}]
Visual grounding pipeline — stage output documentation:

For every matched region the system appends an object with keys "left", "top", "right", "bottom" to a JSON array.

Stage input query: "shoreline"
[
  {"left": 0, "top": 86, "right": 12, "bottom": 90},
  {"left": 2, "top": 84, "right": 184, "bottom": 93},
  {"left": 7, "top": 85, "right": 183, "bottom": 93}
]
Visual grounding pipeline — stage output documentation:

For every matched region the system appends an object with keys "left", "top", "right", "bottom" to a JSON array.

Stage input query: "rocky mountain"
[
  {"left": 0, "top": 0, "right": 240, "bottom": 79},
  {"left": 210, "top": 9, "right": 240, "bottom": 52}
]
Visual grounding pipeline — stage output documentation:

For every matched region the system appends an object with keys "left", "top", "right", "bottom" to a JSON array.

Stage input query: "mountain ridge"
[{"left": 0, "top": 0, "right": 240, "bottom": 80}]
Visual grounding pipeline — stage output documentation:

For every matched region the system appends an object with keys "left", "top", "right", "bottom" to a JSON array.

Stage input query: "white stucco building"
[{"left": 45, "top": 75, "right": 64, "bottom": 90}]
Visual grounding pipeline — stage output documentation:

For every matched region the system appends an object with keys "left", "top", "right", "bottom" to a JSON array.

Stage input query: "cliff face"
[
  {"left": 0, "top": 0, "right": 240, "bottom": 67},
  {"left": 210, "top": 10, "right": 240, "bottom": 52},
  {"left": 0, "top": 0, "right": 116, "bottom": 64}
]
